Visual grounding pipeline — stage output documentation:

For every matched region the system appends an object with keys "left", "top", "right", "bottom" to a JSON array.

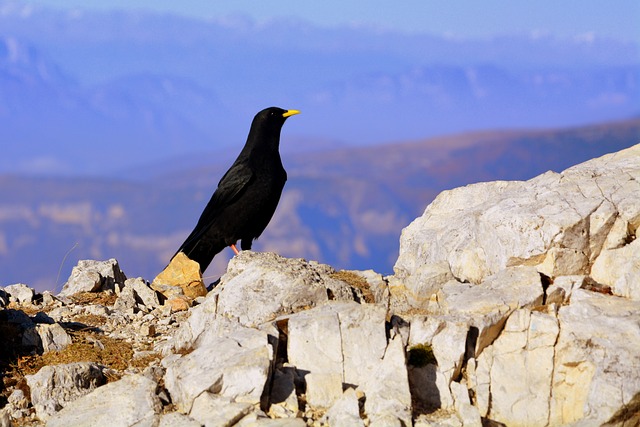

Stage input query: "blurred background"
[{"left": 1, "top": 0, "right": 639, "bottom": 291}]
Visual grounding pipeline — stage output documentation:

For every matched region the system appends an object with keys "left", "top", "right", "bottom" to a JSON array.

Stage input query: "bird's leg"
[{"left": 230, "top": 244, "right": 240, "bottom": 255}]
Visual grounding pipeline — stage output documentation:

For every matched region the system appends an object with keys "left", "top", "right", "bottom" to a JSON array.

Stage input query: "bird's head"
[
  {"left": 247, "top": 107, "right": 300, "bottom": 151},
  {"left": 256, "top": 107, "right": 300, "bottom": 125}
]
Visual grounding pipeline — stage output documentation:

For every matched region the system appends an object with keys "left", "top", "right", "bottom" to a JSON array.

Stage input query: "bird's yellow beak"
[{"left": 282, "top": 109, "right": 300, "bottom": 118}]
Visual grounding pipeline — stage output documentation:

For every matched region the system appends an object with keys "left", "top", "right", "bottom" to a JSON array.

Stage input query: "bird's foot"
[{"left": 230, "top": 244, "right": 240, "bottom": 255}]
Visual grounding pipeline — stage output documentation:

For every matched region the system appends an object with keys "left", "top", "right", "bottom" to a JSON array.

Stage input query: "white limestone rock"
[
  {"left": 36, "top": 322, "right": 72, "bottom": 353},
  {"left": 127, "top": 277, "right": 161, "bottom": 309},
  {"left": 158, "top": 288, "right": 219, "bottom": 355},
  {"left": 349, "top": 268, "right": 390, "bottom": 305},
  {"left": 188, "top": 392, "right": 252, "bottom": 427},
  {"left": 321, "top": 388, "right": 364, "bottom": 427},
  {"left": 549, "top": 289, "right": 640, "bottom": 426},
  {"left": 304, "top": 372, "right": 343, "bottom": 409},
  {"left": 0, "top": 409, "right": 9, "bottom": 427},
  {"left": 4, "top": 283, "right": 34, "bottom": 304},
  {"left": 7, "top": 388, "right": 28, "bottom": 410},
  {"left": 236, "top": 414, "right": 307, "bottom": 426},
  {"left": 162, "top": 320, "right": 272, "bottom": 413},
  {"left": 59, "top": 258, "right": 126, "bottom": 296},
  {"left": 157, "top": 412, "right": 201, "bottom": 427},
  {"left": 405, "top": 265, "right": 545, "bottom": 415},
  {"left": 287, "top": 306, "right": 343, "bottom": 378},
  {"left": 450, "top": 381, "right": 481, "bottom": 427},
  {"left": 46, "top": 374, "right": 161, "bottom": 427},
  {"left": 398, "top": 261, "right": 455, "bottom": 309},
  {"left": 408, "top": 317, "right": 467, "bottom": 411},
  {"left": 114, "top": 282, "right": 138, "bottom": 313},
  {"left": 591, "top": 237, "right": 640, "bottom": 300},
  {"left": 430, "top": 266, "right": 544, "bottom": 354},
  {"left": 287, "top": 302, "right": 411, "bottom": 426},
  {"left": 214, "top": 251, "right": 368, "bottom": 327},
  {"left": 366, "top": 333, "right": 412, "bottom": 427},
  {"left": 468, "top": 288, "right": 640, "bottom": 427},
  {"left": 394, "top": 145, "right": 640, "bottom": 289},
  {"left": 474, "top": 308, "right": 559, "bottom": 425},
  {"left": 546, "top": 275, "right": 584, "bottom": 305},
  {"left": 25, "top": 362, "right": 106, "bottom": 421}
]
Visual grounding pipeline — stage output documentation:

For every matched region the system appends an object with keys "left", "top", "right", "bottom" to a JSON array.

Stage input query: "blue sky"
[{"left": 22, "top": 0, "right": 640, "bottom": 41}]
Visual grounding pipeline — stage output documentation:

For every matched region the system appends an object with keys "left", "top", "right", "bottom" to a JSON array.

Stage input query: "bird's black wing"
[
  {"left": 210, "top": 159, "right": 255, "bottom": 212},
  {"left": 177, "top": 160, "right": 254, "bottom": 252}
]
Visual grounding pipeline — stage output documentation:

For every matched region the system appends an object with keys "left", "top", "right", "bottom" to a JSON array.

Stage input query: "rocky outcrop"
[
  {"left": 0, "top": 145, "right": 638, "bottom": 426},
  {"left": 58, "top": 258, "right": 126, "bottom": 297},
  {"left": 394, "top": 143, "right": 640, "bottom": 295},
  {"left": 393, "top": 144, "right": 640, "bottom": 426}
]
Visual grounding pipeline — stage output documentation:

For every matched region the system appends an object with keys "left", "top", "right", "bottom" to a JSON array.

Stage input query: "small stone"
[
  {"left": 83, "top": 304, "right": 110, "bottom": 317},
  {"left": 0, "top": 408, "right": 9, "bottom": 427},
  {"left": 8, "top": 389, "right": 29, "bottom": 410},
  {"left": 189, "top": 393, "right": 251, "bottom": 427},
  {"left": 140, "top": 324, "right": 156, "bottom": 337},
  {"left": 150, "top": 282, "right": 184, "bottom": 300},
  {"left": 167, "top": 296, "right": 191, "bottom": 312},
  {"left": 152, "top": 252, "right": 207, "bottom": 301},
  {"left": 4, "top": 283, "right": 35, "bottom": 304},
  {"left": 127, "top": 277, "right": 161, "bottom": 309},
  {"left": 36, "top": 323, "right": 73, "bottom": 353},
  {"left": 114, "top": 284, "right": 138, "bottom": 313},
  {"left": 59, "top": 259, "right": 126, "bottom": 297},
  {"left": 47, "top": 306, "right": 73, "bottom": 322},
  {"left": 41, "top": 291, "right": 56, "bottom": 305},
  {"left": 86, "top": 335, "right": 105, "bottom": 350}
]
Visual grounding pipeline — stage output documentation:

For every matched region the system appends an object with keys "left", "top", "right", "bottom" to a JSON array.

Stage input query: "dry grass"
[
  {"left": 72, "top": 314, "right": 109, "bottom": 328},
  {"left": 330, "top": 271, "right": 375, "bottom": 303},
  {"left": 130, "top": 352, "right": 161, "bottom": 370},
  {"left": 5, "top": 302, "right": 42, "bottom": 317},
  {"left": 13, "top": 330, "right": 133, "bottom": 379},
  {"left": 70, "top": 291, "right": 118, "bottom": 306},
  {"left": 2, "top": 327, "right": 136, "bottom": 408}
]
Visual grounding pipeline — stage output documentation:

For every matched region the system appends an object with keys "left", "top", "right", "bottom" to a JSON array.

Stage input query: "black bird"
[{"left": 174, "top": 107, "right": 300, "bottom": 273}]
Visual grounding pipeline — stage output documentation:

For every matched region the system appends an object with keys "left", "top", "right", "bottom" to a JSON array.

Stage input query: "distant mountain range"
[
  {"left": 0, "top": 2, "right": 638, "bottom": 175},
  {"left": 1, "top": 118, "right": 638, "bottom": 292},
  {"left": 0, "top": 2, "right": 639, "bottom": 291}
]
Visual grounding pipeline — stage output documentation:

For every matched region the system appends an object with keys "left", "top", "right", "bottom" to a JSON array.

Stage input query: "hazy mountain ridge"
[
  {"left": 1, "top": 118, "right": 638, "bottom": 292},
  {"left": 0, "top": 3, "right": 639, "bottom": 174}
]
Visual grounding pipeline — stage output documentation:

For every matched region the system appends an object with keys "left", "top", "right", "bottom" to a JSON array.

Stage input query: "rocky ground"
[{"left": 1, "top": 144, "right": 640, "bottom": 427}]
